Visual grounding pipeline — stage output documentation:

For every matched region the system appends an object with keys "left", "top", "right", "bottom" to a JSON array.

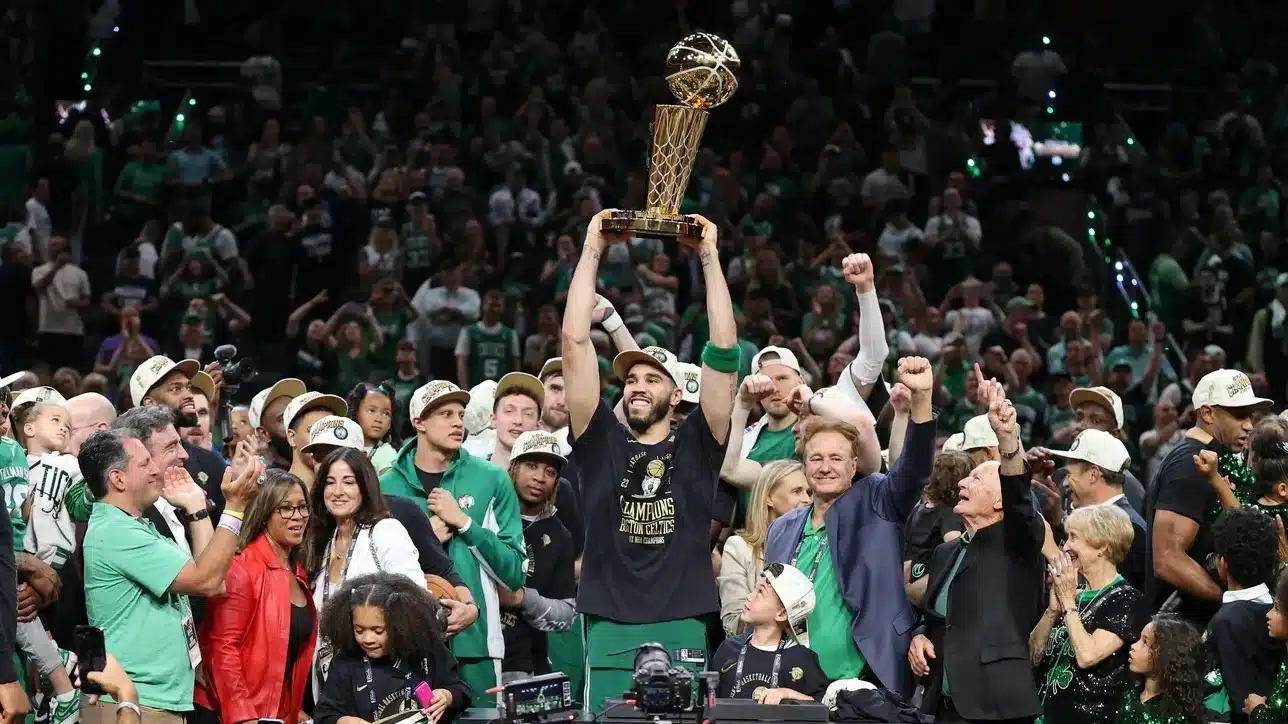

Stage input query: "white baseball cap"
[
  {"left": 941, "top": 433, "right": 965, "bottom": 452},
  {"left": 1192, "top": 369, "right": 1273, "bottom": 410},
  {"left": 1050, "top": 429, "right": 1131, "bottom": 473},
  {"left": 538, "top": 358, "right": 563, "bottom": 381},
  {"left": 410, "top": 380, "right": 471, "bottom": 421},
  {"left": 12, "top": 386, "right": 67, "bottom": 409},
  {"left": 510, "top": 430, "right": 567, "bottom": 468},
  {"left": 463, "top": 380, "right": 498, "bottom": 435},
  {"left": 283, "top": 391, "right": 348, "bottom": 431},
  {"left": 763, "top": 562, "right": 816, "bottom": 645},
  {"left": 248, "top": 378, "right": 307, "bottom": 429},
  {"left": 302, "top": 415, "right": 365, "bottom": 453},
  {"left": 675, "top": 362, "right": 701, "bottom": 404},
  {"left": 612, "top": 346, "right": 683, "bottom": 387},
  {"left": 1069, "top": 386, "right": 1125, "bottom": 430},
  {"left": 751, "top": 346, "right": 803, "bottom": 376},
  {"left": 129, "top": 355, "right": 200, "bottom": 407},
  {"left": 961, "top": 416, "right": 999, "bottom": 450}
]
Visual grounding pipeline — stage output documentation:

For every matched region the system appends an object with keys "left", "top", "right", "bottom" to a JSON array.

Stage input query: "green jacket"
[{"left": 379, "top": 440, "right": 527, "bottom": 661}]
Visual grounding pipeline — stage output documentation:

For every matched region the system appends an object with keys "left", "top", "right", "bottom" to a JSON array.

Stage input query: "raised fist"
[
  {"left": 1149, "top": 320, "right": 1166, "bottom": 340},
  {"left": 738, "top": 374, "right": 775, "bottom": 405},
  {"left": 786, "top": 384, "right": 814, "bottom": 415},
  {"left": 897, "top": 356, "right": 933, "bottom": 394},
  {"left": 889, "top": 382, "right": 912, "bottom": 413},
  {"left": 842, "top": 253, "right": 875, "bottom": 293}
]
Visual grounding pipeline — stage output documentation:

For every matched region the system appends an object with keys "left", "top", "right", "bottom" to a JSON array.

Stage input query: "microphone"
[{"left": 213, "top": 344, "right": 238, "bottom": 362}]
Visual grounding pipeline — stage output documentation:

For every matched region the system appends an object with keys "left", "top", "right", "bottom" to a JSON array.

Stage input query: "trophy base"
[{"left": 601, "top": 210, "right": 702, "bottom": 240}]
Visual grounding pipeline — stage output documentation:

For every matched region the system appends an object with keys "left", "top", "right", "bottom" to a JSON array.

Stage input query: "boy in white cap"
[
  {"left": 709, "top": 563, "right": 827, "bottom": 703},
  {"left": 497, "top": 431, "right": 577, "bottom": 685},
  {"left": 487, "top": 373, "right": 546, "bottom": 468},
  {"left": 281, "top": 391, "right": 347, "bottom": 486},
  {"left": 379, "top": 380, "right": 526, "bottom": 698},
  {"left": 1145, "top": 368, "right": 1273, "bottom": 622}
]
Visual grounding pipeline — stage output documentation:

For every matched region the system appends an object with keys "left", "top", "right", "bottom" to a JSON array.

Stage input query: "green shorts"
[
  {"left": 584, "top": 617, "right": 708, "bottom": 714},
  {"left": 547, "top": 615, "right": 586, "bottom": 709}
]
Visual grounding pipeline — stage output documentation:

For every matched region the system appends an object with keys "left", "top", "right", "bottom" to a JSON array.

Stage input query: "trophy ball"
[{"left": 665, "top": 33, "right": 740, "bottom": 110}]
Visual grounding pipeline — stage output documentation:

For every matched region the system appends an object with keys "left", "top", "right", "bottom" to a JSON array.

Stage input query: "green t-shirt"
[
  {"left": 333, "top": 347, "right": 375, "bottom": 396},
  {"left": 940, "top": 360, "right": 971, "bottom": 400},
  {"left": 84, "top": 503, "right": 197, "bottom": 711},
  {"left": 371, "top": 309, "right": 410, "bottom": 371},
  {"left": 798, "top": 516, "right": 866, "bottom": 680},
  {"left": 465, "top": 324, "right": 515, "bottom": 385},
  {"left": 740, "top": 424, "right": 799, "bottom": 514},
  {"left": 0, "top": 438, "right": 29, "bottom": 549},
  {"left": 115, "top": 160, "right": 167, "bottom": 219}
]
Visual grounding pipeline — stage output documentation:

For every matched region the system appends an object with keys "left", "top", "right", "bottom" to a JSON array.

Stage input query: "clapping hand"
[
  {"left": 160, "top": 467, "right": 207, "bottom": 513},
  {"left": 220, "top": 451, "right": 263, "bottom": 513},
  {"left": 841, "top": 253, "right": 875, "bottom": 293},
  {"left": 1049, "top": 554, "right": 1080, "bottom": 611}
]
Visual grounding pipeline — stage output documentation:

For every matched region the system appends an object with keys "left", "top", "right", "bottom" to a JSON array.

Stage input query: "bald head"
[{"left": 67, "top": 393, "right": 117, "bottom": 455}]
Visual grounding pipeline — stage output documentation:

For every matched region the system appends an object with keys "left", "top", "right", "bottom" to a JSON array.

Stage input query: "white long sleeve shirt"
[{"left": 410, "top": 283, "right": 481, "bottom": 350}]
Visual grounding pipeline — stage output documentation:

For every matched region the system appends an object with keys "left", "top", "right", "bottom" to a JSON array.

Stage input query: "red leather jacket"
[{"left": 195, "top": 536, "right": 317, "bottom": 723}]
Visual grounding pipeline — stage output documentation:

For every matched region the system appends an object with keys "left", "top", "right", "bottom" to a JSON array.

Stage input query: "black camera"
[
  {"left": 628, "top": 644, "right": 695, "bottom": 714},
  {"left": 213, "top": 344, "right": 254, "bottom": 395}
]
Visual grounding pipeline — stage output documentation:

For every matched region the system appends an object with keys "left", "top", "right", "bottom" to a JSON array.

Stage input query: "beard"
[
  {"left": 542, "top": 408, "right": 569, "bottom": 431},
  {"left": 267, "top": 433, "right": 294, "bottom": 462},
  {"left": 172, "top": 408, "right": 199, "bottom": 429},
  {"left": 626, "top": 395, "right": 671, "bottom": 434}
]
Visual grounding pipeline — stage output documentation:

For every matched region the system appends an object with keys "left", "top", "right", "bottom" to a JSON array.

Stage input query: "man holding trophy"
[{"left": 562, "top": 33, "right": 742, "bottom": 711}]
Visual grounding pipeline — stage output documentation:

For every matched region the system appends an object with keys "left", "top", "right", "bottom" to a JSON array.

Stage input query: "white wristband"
[
  {"left": 117, "top": 702, "right": 142, "bottom": 718},
  {"left": 600, "top": 310, "right": 624, "bottom": 334}
]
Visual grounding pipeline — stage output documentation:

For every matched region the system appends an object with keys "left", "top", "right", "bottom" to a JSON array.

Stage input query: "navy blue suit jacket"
[{"left": 763, "top": 418, "right": 936, "bottom": 698}]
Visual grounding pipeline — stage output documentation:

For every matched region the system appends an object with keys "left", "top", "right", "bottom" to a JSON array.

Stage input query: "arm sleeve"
[
  {"left": 457, "top": 471, "right": 528, "bottom": 590},
  {"left": 314, "top": 657, "right": 360, "bottom": 724},
  {"left": 431, "top": 639, "right": 472, "bottom": 715},
  {"left": 718, "top": 537, "right": 753, "bottom": 637},
  {"left": 0, "top": 510, "right": 17, "bottom": 683},
  {"left": 386, "top": 496, "right": 463, "bottom": 586},
  {"left": 849, "top": 288, "right": 889, "bottom": 386},
  {"left": 371, "top": 519, "right": 429, "bottom": 590},
  {"left": 202, "top": 564, "right": 259, "bottom": 724}
]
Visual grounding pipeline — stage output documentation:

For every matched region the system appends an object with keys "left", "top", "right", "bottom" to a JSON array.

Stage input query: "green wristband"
[{"left": 701, "top": 342, "right": 741, "bottom": 374}]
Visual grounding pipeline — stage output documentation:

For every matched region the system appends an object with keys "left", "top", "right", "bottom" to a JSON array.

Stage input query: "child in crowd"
[
  {"left": 710, "top": 563, "right": 828, "bottom": 704},
  {"left": 8, "top": 386, "right": 87, "bottom": 724},
  {"left": 1121, "top": 615, "right": 1207, "bottom": 724},
  {"left": 1244, "top": 568, "right": 1288, "bottom": 723},
  {"left": 1247, "top": 419, "right": 1288, "bottom": 523},
  {"left": 347, "top": 382, "right": 399, "bottom": 475},
  {"left": 384, "top": 341, "right": 427, "bottom": 439},
  {"left": 314, "top": 573, "right": 470, "bottom": 724},
  {"left": 1207, "top": 508, "right": 1283, "bottom": 724}
]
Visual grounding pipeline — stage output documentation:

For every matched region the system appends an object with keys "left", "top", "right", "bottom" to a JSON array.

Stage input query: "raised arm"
[
  {"left": 976, "top": 365, "right": 1043, "bottom": 561},
  {"left": 870, "top": 360, "right": 936, "bottom": 522},
  {"left": 563, "top": 210, "right": 628, "bottom": 439},
  {"left": 720, "top": 375, "right": 775, "bottom": 488},
  {"left": 692, "top": 215, "right": 737, "bottom": 444},
  {"left": 842, "top": 254, "right": 889, "bottom": 398}
]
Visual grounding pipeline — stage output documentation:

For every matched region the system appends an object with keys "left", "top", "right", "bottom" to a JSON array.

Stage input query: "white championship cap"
[
  {"left": 612, "top": 346, "right": 683, "bottom": 388},
  {"left": 510, "top": 430, "right": 567, "bottom": 468},
  {"left": 764, "top": 563, "right": 816, "bottom": 646},
  {"left": 410, "top": 381, "right": 471, "bottom": 421},
  {"left": 463, "top": 380, "right": 497, "bottom": 435},
  {"left": 941, "top": 433, "right": 965, "bottom": 452},
  {"left": 1192, "top": 369, "right": 1273, "bottom": 410},
  {"left": 249, "top": 378, "right": 307, "bottom": 429},
  {"left": 129, "top": 355, "right": 200, "bottom": 407},
  {"left": 12, "top": 386, "right": 67, "bottom": 409},
  {"left": 961, "top": 415, "right": 1000, "bottom": 450},
  {"left": 1050, "top": 429, "right": 1131, "bottom": 473},
  {"left": 302, "top": 415, "right": 365, "bottom": 453},
  {"left": 675, "top": 362, "right": 701, "bottom": 404},
  {"left": 283, "top": 391, "right": 348, "bottom": 431},
  {"left": 1069, "top": 386, "right": 1126, "bottom": 430}
]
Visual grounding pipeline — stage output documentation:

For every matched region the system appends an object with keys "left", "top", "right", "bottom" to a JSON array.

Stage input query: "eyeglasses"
[{"left": 275, "top": 504, "right": 311, "bottom": 520}]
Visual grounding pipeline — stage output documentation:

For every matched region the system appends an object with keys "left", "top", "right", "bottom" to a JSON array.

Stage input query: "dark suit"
[
  {"left": 919, "top": 471, "right": 1045, "bottom": 722},
  {"left": 764, "top": 418, "right": 936, "bottom": 698},
  {"left": 184, "top": 441, "right": 227, "bottom": 519}
]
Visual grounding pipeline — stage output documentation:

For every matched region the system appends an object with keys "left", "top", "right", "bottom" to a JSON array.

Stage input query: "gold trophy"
[{"left": 601, "top": 32, "right": 740, "bottom": 240}]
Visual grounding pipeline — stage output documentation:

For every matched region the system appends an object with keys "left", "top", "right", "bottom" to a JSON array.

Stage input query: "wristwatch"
[{"left": 179, "top": 508, "right": 211, "bottom": 524}]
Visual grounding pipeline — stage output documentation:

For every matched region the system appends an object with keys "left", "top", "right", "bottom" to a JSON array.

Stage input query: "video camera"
[
  {"left": 626, "top": 644, "right": 714, "bottom": 716},
  {"left": 213, "top": 344, "right": 254, "bottom": 396}
]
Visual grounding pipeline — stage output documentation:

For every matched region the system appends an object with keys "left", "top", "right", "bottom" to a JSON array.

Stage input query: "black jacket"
[
  {"left": 315, "top": 649, "right": 471, "bottom": 724},
  {"left": 918, "top": 472, "right": 1046, "bottom": 721},
  {"left": 184, "top": 441, "right": 228, "bottom": 518}
]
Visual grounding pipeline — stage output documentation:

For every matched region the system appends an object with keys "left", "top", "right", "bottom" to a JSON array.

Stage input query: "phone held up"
[{"left": 75, "top": 626, "right": 107, "bottom": 696}]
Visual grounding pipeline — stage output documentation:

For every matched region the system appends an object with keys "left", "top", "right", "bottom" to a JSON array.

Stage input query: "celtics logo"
[
  {"left": 641, "top": 459, "right": 666, "bottom": 497},
  {"left": 334, "top": 425, "right": 348, "bottom": 440},
  {"left": 684, "top": 371, "right": 699, "bottom": 394}
]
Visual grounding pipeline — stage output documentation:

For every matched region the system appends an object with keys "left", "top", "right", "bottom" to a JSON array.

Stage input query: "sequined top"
[
  {"left": 1039, "top": 579, "right": 1143, "bottom": 724},
  {"left": 1250, "top": 657, "right": 1288, "bottom": 724},
  {"left": 1209, "top": 453, "right": 1258, "bottom": 517},
  {"left": 1116, "top": 689, "right": 1192, "bottom": 724}
]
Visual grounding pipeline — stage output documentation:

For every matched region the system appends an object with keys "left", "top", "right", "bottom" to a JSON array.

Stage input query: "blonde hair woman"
[{"left": 718, "top": 460, "right": 811, "bottom": 636}]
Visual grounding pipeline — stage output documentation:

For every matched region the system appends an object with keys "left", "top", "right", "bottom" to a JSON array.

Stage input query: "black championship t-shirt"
[
  {"left": 903, "top": 501, "right": 962, "bottom": 580},
  {"left": 572, "top": 401, "right": 725, "bottom": 622},
  {"left": 710, "top": 639, "right": 829, "bottom": 701},
  {"left": 1144, "top": 437, "right": 1222, "bottom": 621},
  {"left": 501, "top": 515, "right": 577, "bottom": 675}
]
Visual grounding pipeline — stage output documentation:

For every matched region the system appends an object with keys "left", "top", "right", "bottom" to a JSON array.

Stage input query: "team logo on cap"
[
  {"left": 334, "top": 426, "right": 348, "bottom": 440},
  {"left": 1069, "top": 435, "right": 1081, "bottom": 452},
  {"left": 522, "top": 433, "right": 560, "bottom": 455},
  {"left": 648, "top": 348, "right": 669, "bottom": 363},
  {"left": 1227, "top": 373, "right": 1252, "bottom": 397},
  {"left": 684, "top": 371, "right": 699, "bottom": 394},
  {"left": 149, "top": 357, "right": 170, "bottom": 374}
]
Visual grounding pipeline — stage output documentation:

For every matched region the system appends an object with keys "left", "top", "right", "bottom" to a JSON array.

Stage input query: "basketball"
[{"left": 426, "top": 574, "right": 459, "bottom": 601}]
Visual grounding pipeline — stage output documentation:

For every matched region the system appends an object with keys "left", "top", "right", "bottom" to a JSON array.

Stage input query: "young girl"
[
  {"left": 1243, "top": 568, "right": 1288, "bottom": 722},
  {"left": 8, "top": 387, "right": 86, "bottom": 724},
  {"left": 1120, "top": 614, "right": 1207, "bottom": 724},
  {"left": 347, "top": 383, "right": 398, "bottom": 476},
  {"left": 1198, "top": 419, "right": 1288, "bottom": 528},
  {"left": 314, "top": 573, "right": 470, "bottom": 724}
]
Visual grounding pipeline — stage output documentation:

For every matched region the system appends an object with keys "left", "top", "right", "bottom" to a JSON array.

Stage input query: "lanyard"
[
  {"left": 363, "top": 657, "right": 378, "bottom": 713},
  {"left": 790, "top": 531, "right": 828, "bottom": 582},
  {"left": 734, "top": 638, "right": 786, "bottom": 695},
  {"left": 321, "top": 526, "right": 364, "bottom": 604}
]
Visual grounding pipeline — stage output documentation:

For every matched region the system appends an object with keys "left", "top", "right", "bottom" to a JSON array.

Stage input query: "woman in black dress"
[{"left": 1030, "top": 505, "right": 1144, "bottom": 724}]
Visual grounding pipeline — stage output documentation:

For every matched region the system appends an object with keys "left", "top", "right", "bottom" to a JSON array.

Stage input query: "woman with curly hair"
[
  {"left": 903, "top": 451, "right": 971, "bottom": 605},
  {"left": 314, "top": 572, "right": 471, "bottom": 724},
  {"left": 1242, "top": 567, "right": 1288, "bottom": 722},
  {"left": 1121, "top": 614, "right": 1207, "bottom": 724}
]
